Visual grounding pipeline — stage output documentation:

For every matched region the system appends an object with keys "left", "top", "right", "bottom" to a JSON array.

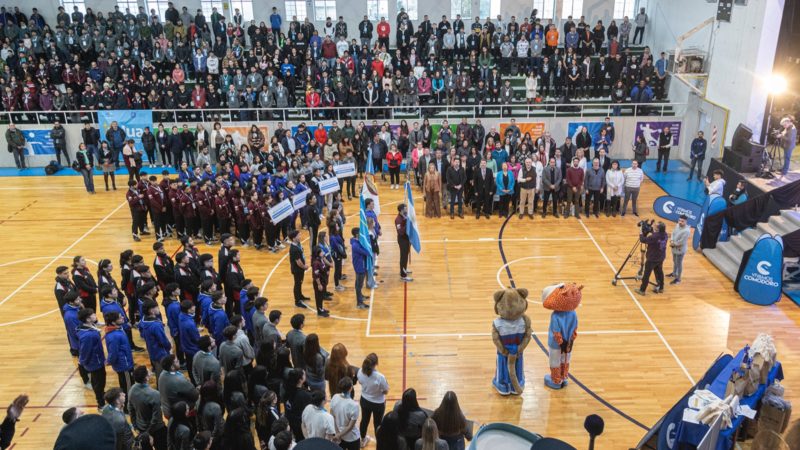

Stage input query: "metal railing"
[{"left": 1, "top": 102, "right": 686, "bottom": 126}]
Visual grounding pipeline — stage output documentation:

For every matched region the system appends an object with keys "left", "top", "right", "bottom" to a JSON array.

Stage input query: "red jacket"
[
  {"left": 126, "top": 188, "right": 147, "bottom": 212},
  {"left": 305, "top": 91, "right": 321, "bottom": 108},
  {"left": 371, "top": 59, "right": 385, "bottom": 78},
  {"left": 191, "top": 87, "right": 206, "bottom": 109},
  {"left": 146, "top": 184, "right": 166, "bottom": 212},
  {"left": 386, "top": 151, "right": 402, "bottom": 169},
  {"left": 377, "top": 21, "right": 390, "bottom": 38},
  {"left": 314, "top": 128, "right": 328, "bottom": 146},
  {"left": 214, "top": 195, "right": 231, "bottom": 219}
]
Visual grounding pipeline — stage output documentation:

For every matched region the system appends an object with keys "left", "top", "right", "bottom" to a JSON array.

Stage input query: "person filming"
[{"left": 634, "top": 221, "right": 668, "bottom": 296}]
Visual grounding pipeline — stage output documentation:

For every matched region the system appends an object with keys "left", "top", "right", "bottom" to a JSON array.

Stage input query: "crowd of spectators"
[{"left": 0, "top": 4, "right": 667, "bottom": 121}]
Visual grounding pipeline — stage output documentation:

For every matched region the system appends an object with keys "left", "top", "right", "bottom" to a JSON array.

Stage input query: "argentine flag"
[
  {"left": 404, "top": 181, "right": 421, "bottom": 253},
  {"left": 365, "top": 148, "right": 375, "bottom": 174},
  {"left": 359, "top": 194, "right": 376, "bottom": 286}
]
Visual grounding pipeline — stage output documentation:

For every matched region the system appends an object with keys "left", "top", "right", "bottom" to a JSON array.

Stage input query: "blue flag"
[
  {"left": 405, "top": 181, "right": 421, "bottom": 253},
  {"left": 359, "top": 194, "right": 375, "bottom": 286},
  {"left": 365, "top": 148, "right": 375, "bottom": 175}
]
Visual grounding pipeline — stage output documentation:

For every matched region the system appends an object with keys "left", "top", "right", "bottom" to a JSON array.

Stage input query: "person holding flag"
[
  {"left": 350, "top": 227, "right": 371, "bottom": 310},
  {"left": 395, "top": 204, "right": 413, "bottom": 282}
]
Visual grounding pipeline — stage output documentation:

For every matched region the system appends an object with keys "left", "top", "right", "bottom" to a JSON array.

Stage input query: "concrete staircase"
[{"left": 702, "top": 209, "right": 800, "bottom": 281}]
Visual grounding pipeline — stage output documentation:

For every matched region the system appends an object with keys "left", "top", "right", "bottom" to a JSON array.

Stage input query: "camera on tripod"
[
  {"left": 638, "top": 219, "right": 655, "bottom": 235},
  {"left": 768, "top": 127, "right": 783, "bottom": 146}
]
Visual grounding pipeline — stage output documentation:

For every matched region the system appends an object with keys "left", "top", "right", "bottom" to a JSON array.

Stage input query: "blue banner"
[
  {"left": 98, "top": 110, "right": 153, "bottom": 153},
  {"left": 692, "top": 194, "right": 728, "bottom": 250},
  {"left": 567, "top": 121, "right": 613, "bottom": 148},
  {"left": 23, "top": 129, "right": 55, "bottom": 155},
  {"left": 653, "top": 196, "right": 702, "bottom": 227},
  {"left": 737, "top": 234, "right": 783, "bottom": 305}
]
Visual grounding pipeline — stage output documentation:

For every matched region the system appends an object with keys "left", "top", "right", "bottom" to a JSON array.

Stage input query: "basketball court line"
[
  {"left": 578, "top": 219, "right": 696, "bottom": 385},
  {"left": 366, "top": 330, "right": 658, "bottom": 338},
  {"left": 377, "top": 237, "right": 592, "bottom": 244},
  {"left": 0, "top": 201, "right": 127, "bottom": 309}
]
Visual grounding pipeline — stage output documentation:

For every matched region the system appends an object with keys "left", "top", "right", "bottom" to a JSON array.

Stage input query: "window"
[
  {"left": 230, "top": 0, "right": 254, "bottom": 21},
  {"left": 314, "top": 0, "right": 336, "bottom": 21},
  {"left": 285, "top": 0, "right": 307, "bottom": 21},
  {"left": 146, "top": 0, "right": 170, "bottom": 21},
  {"left": 562, "top": 0, "right": 583, "bottom": 17},
  {"left": 367, "top": 0, "right": 388, "bottom": 21},
  {"left": 532, "top": 0, "right": 555, "bottom": 20},
  {"left": 60, "top": 0, "right": 86, "bottom": 14},
  {"left": 201, "top": 0, "right": 223, "bottom": 20},
  {"left": 451, "top": 0, "right": 471, "bottom": 18},
  {"left": 613, "top": 0, "right": 636, "bottom": 18},
  {"left": 479, "top": 0, "right": 500, "bottom": 17},
  {"left": 397, "top": 0, "right": 417, "bottom": 20},
  {"left": 117, "top": 0, "right": 140, "bottom": 15}
]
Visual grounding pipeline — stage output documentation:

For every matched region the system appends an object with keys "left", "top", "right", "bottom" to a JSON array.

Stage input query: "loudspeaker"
[
  {"left": 733, "top": 123, "right": 753, "bottom": 151},
  {"left": 723, "top": 147, "right": 761, "bottom": 173}
]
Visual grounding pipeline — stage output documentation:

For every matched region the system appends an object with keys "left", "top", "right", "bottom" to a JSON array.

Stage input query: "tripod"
[{"left": 611, "top": 238, "right": 658, "bottom": 287}]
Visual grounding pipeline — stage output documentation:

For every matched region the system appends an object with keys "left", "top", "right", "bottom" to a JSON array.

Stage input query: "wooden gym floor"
[{"left": 0, "top": 173, "right": 798, "bottom": 449}]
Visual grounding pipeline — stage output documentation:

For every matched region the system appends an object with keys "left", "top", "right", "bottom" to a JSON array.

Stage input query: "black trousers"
[
  {"left": 640, "top": 260, "right": 664, "bottom": 291},
  {"left": 252, "top": 227, "right": 263, "bottom": 247},
  {"left": 656, "top": 148, "right": 670, "bottom": 171},
  {"left": 131, "top": 209, "right": 146, "bottom": 235},
  {"left": 585, "top": 189, "right": 602, "bottom": 215},
  {"left": 201, "top": 215, "right": 214, "bottom": 241},
  {"left": 398, "top": 236, "right": 410, "bottom": 277},
  {"left": 359, "top": 397, "right": 386, "bottom": 440},
  {"left": 293, "top": 271, "right": 305, "bottom": 301},
  {"left": 542, "top": 189, "right": 559, "bottom": 215},
  {"left": 345, "top": 176, "right": 356, "bottom": 198},
  {"left": 313, "top": 284, "right": 325, "bottom": 312},
  {"left": 117, "top": 370, "right": 133, "bottom": 398},
  {"left": 309, "top": 225, "right": 319, "bottom": 252},
  {"left": 79, "top": 366, "right": 106, "bottom": 406},
  {"left": 475, "top": 192, "right": 493, "bottom": 216},
  {"left": 151, "top": 209, "right": 166, "bottom": 237}
]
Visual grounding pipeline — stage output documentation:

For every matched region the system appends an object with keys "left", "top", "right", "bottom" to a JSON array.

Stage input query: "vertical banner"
[
  {"left": 735, "top": 234, "right": 783, "bottom": 305},
  {"left": 692, "top": 194, "right": 727, "bottom": 250},
  {"left": 98, "top": 110, "right": 154, "bottom": 153},
  {"left": 634, "top": 120, "right": 682, "bottom": 148}
]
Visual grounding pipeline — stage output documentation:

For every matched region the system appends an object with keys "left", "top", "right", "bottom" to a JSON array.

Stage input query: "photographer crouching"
[{"left": 634, "top": 220, "right": 668, "bottom": 296}]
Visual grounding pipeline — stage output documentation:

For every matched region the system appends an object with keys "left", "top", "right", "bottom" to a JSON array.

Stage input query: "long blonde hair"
[{"left": 420, "top": 418, "right": 440, "bottom": 450}]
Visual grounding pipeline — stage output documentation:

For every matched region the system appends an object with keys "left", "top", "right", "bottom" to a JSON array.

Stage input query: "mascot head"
[
  {"left": 493, "top": 288, "right": 529, "bottom": 320},
  {"left": 542, "top": 283, "right": 583, "bottom": 312}
]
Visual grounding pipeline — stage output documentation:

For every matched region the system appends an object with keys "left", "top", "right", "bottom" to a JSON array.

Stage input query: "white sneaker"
[
  {"left": 401, "top": 276, "right": 414, "bottom": 282},
  {"left": 335, "top": 285, "right": 346, "bottom": 291},
  {"left": 84, "top": 382, "right": 92, "bottom": 390}
]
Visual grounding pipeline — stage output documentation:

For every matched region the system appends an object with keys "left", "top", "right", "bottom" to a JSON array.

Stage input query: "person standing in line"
[
  {"left": 99, "top": 142, "right": 117, "bottom": 191},
  {"left": 5, "top": 123, "right": 27, "bottom": 169},
  {"left": 668, "top": 215, "right": 690, "bottom": 285},
  {"left": 565, "top": 158, "right": 584, "bottom": 219},
  {"left": 541, "top": 157, "right": 562, "bottom": 218},
  {"left": 126, "top": 180, "right": 148, "bottom": 242},
  {"left": 311, "top": 246, "right": 331, "bottom": 317},
  {"left": 305, "top": 194, "right": 322, "bottom": 252},
  {"left": 357, "top": 353, "right": 389, "bottom": 448},
  {"left": 62, "top": 291, "right": 83, "bottom": 357},
  {"left": 157, "top": 355, "right": 197, "bottom": 419},
  {"left": 331, "top": 377, "right": 361, "bottom": 450},
  {"left": 77, "top": 308, "right": 107, "bottom": 409},
  {"left": 100, "top": 387, "right": 134, "bottom": 449},
  {"left": 138, "top": 300, "right": 172, "bottom": 379},
  {"left": 621, "top": 160, "right": 643, "bottom": 217},
  {"left": 104, "top": 311, "right": 135, "bottom": 400},
  {"left": 395, "top": 204, "right": 413, "bottom": 282},
  {"left": 178, "top": 300, "right": 201, "bottom": 385},
  {"left": 446, "top": 158, "right": 467, "bottom": 219},
  {"left": 583, "top": 158, "right": 605, "bottom": 218},
  {"left": 473, "top": 159, "right": 495, "bottom": 219},
  {"left": 688, "top": 131, "right": 707, "bottom": 181},
  {"left": 72, "top": 255, "right": 98, "bottom": 312},
  {"left": 51, "top": 120, "right": 70, "bottom": 166},
  {"left": 55, "top": 265, "right": 76, "bottom": 319},
  {"left": 605, "top": 160, "right": 624, "bottom": 217},
  {"left": 350, "top": 228, "right": 371, "bottom": 310},
  {"left": 128, "top": 365, "right": 168, "bottom": 450},
  {"left": 635, "top": 222, "right": 668, "bottom": 295},
  {"left": 75, "top": 143, "right": 95, "bottom": 194},
  {"left": 633, "top": 8, "right": 647, "bottom": 45},
  {"left": 518, "top": 157, "right": 537, "bottom": 219},
  {"left": 289, "top": 230, "right": 311, "bottom": 307},
  {"left": 655, "top": 126, "right": 672, "bottom": 172}
]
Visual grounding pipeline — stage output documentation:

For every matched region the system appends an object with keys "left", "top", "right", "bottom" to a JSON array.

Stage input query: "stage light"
[{"left": 767, "top": 74, "right": 788, "bottom": 95}]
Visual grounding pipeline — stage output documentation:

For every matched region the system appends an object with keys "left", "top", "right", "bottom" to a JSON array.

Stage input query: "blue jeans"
[
  {"left": 782, "top": 146, "right": 794, "bottom": 175},
  {"left": 80, "top": 168, "right": 95, "bottom": 193},
  {"left": 355, "top": 272, "right": 366, "bottom": 305},
  {"left": 449, "top": 190, "right": 463, "bottom": 215}
]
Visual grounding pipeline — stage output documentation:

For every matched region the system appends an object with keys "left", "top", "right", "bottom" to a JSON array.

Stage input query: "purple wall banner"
[{"left": 635, "top": 121, "right": 682, "bottom": 148}]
